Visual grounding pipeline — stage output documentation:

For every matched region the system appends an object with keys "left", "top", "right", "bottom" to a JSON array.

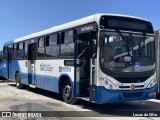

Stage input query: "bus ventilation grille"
[{"left": 114, "top": 76, "right": 150, "bottom": 83}]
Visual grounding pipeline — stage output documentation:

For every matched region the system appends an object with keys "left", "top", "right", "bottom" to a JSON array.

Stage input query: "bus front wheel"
[
  {"left": 62, "top": 82, "right": 78, "bottom": 104},
  {"left": 16, "top": 73, "right": 24, "bottom": 89}
]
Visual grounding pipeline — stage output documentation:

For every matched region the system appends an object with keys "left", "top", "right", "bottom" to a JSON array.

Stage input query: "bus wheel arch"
[
  {"left": 15, "top": 71, "right": 19, "bottom": 79},
  {"left": 58, "top": 75, "right": 78, "bottom": 104}
]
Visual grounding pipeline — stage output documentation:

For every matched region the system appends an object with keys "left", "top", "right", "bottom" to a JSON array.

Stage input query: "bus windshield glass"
[{"left": 100, "top": 31, "right": 155, "bottom": 74}]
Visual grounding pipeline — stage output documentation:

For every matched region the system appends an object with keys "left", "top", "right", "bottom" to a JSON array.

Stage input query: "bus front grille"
[
  {"left": 119, "top": 85, "right": 145, "bottom": 89},
  {"left": 114, "top": 76, "right": 150, "bottom": 83}
]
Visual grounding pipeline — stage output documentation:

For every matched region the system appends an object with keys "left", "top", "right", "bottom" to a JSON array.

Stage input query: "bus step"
[
  {"left": 29, "top": 84, "right": 36, "bottom": 88},
  {"left": 79, "top": 97, "right": 95, "bottom": 103},
  {"left": 79, "top": 97, "right": 90, "bottom": 101}
]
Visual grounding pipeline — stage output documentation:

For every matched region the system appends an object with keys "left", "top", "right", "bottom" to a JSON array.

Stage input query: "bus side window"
[
  {"left": 25, "top": 41, "right": 28, "bottom": 59},
  {"left": 8, "top": 44, "right": 13, "bottom": 50},
  {"left": 13, "top": 44, "right": 16, "bottom": 51},
  {"left": 3, "top": 46, "right": 8, "bottom": 59},
  {"left": 17, "top": 42, "right": 25, "bottom": 59},
  {"left": 12, "top": 44, "right": 17, "bottom": 59},
  {"left": 8, "top": 44, "right": 13, "bottom": 60},
  {"left": 37, "top": 37, "right": 45, "bottom": 58},
  {"left": 19, "top": 42, "right": 24, "bottom": 50},
  {"left": 60, "top": 30, "right": 74, "bottom": 57},
  {"left": 46, "top": 34, "right": 59, "bottom": 57}
]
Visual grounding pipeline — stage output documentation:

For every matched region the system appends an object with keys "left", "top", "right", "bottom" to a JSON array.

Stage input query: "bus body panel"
[
  {"left": 10, "top": 60, "right": 19, "bottom": 81},
  {"left": 3, "top": 58, "right": 72, "bottom": 94},
  {"left": 155, "top": 30, "right": 160, "bottom": 93},
  {"left": 95, "top": 85, "right": 157, "bottom": 104},
  {"left": 34, "top": 59, "right": 74, "bottom": 93},
  {"left": 8, "top": 60, "right": 24, "bottom": 82},
  {"left": 35, "top": 74, "right": 59, "bottom": 93},
  {"left": 10, "top": 59, "right": 75, "bottom": 94},
  {"left": 2, "top": 60, "right": 9, "bottom": 79}
]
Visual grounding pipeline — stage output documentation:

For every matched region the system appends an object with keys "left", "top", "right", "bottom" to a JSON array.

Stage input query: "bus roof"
[{"left": 4, "top": 13, "right": 150, "bottom": 46}]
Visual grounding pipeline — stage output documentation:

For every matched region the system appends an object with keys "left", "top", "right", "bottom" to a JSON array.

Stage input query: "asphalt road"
[{"left": 0, "top": 79, "right": 160, "bottom": 120}]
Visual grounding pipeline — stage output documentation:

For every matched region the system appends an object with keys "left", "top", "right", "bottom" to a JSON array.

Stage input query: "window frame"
[
  {"left": 45, "top": 33, "right": 60, "bottom": 58},
  {"left": 60, "top": 30, "right": 74, "bottom": 57},
  {"left": 3, "top": 46, "right": 8, "bottom": 59},
  {"left": 13, "top": 44, "right": 17, "bottom": 51},
  {"left": 38, "top": 37, "right": 45, "bottom": 48},
  {"left": 16, "top": 42, "right": 25, "bottom": 60},
  {"left": 37, "top": 37, "right": 45, "bottom": 58},
  {"left": 18, "top": 42, "right": 24, "bottom": 50}
]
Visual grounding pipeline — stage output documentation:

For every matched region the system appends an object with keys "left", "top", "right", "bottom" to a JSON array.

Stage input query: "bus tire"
[
  {"left": 62, "top": 81, "right": 78, "bottom": 104},
  {"left": 16, "top": 73, "right": 24, "bottom": 89}
]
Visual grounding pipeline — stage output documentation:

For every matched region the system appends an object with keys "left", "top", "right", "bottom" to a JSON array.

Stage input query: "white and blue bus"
[{"left": 0, "top": 13, "right": 157, "bottom": 104}]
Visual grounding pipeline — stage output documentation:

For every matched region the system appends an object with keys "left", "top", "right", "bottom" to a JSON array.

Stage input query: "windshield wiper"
[
  {"left": 115, "top": 29, "right": 123, "bottom": 38},
  {"left": 115, "top": 30, "right": 131, "bottom": 56}
]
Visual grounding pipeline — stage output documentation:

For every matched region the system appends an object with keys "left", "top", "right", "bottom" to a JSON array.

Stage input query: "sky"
[{"left": 0, "top": 0, "right": 159, "bottom": 49}]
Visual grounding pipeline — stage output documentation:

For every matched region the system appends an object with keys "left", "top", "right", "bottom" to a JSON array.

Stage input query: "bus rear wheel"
[
  {"left": 16, "top": 73, "right": 24, "bottom": 89},
  {"left": 62, "top": 82, "right": 78, "bottom": 104}
]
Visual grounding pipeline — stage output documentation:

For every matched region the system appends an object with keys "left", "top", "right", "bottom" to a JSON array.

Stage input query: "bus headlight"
[
  {"left": 147, "top": 78, "right": 157, "bottom": 88},
  {"left": 104, "top": 79, "right": 117, "bottom": 90},
  {"left": 100, "top": 77, "right": 105, "bottom": 81},
  {"left": 105, "top": 80, "right": 108, "bottom": 85}
]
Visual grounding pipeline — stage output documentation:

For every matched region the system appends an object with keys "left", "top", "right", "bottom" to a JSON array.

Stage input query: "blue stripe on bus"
[
  {"left": 2, "top": 59, "right": 74, "bottom": 95},
  {"left": 2, "top": 59, "right": 157, "bottom": 104},
  {"left": 19, "top": 73, "right": 60, "bottom": 93},
  {"left": 20, "top": 73, "right": 73, "bottom": 95},
  {"left": 1, "top": 60, "right": 21, "bottom": 80}
]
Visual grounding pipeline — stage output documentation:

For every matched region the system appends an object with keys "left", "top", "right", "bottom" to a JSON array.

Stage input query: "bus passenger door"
[
  {"left": 74, "top": 31, "right": 97, "bottom": 101},
  {"left": 89, "top": 32, "right": 97, "bottom": 101},
  {"left": 28, "top": 44, "right": 36, "bottom": 86},
  {"left": 74, "top": 33, "right": 90, "bottom": 97}
]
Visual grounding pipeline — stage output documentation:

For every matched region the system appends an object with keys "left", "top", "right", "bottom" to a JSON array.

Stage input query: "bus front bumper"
[{"left": 95, "top": 85, "right": 157, "bottom": 104}]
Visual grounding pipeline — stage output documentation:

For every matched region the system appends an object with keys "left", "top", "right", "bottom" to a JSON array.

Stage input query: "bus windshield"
[{"left": 100, "top": 31, "right": 155, "bottom": 74}]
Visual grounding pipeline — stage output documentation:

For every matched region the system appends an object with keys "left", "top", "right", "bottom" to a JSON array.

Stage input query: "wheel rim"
[{"left": 64, "top": 85, "right": 72, "bottom": 99}]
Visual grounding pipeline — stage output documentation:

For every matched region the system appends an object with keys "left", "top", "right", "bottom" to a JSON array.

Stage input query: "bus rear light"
[{"left": 148, "top": 91, "right": 156, "bottom": 96}]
